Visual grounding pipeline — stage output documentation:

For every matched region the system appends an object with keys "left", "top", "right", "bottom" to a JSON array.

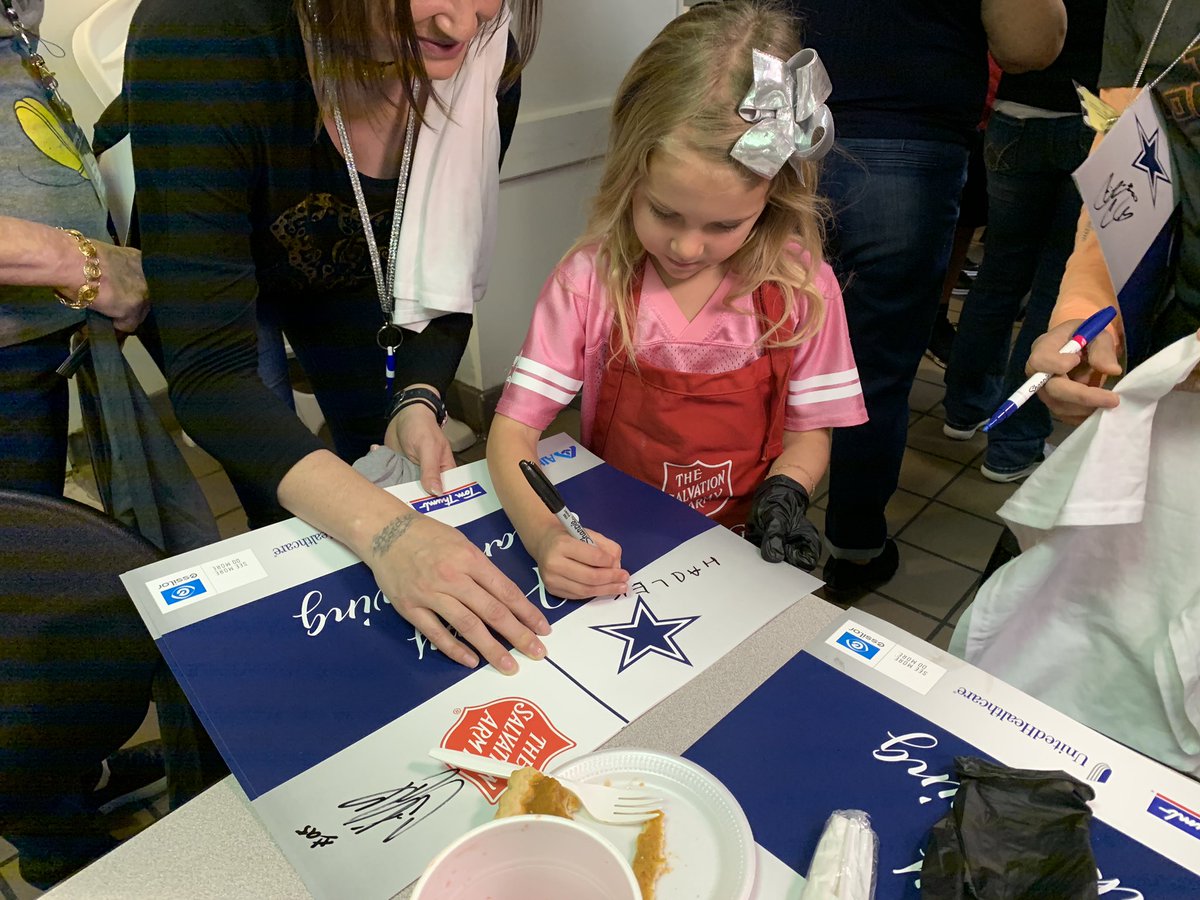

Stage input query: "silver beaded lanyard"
[
  {"left": 312, "top": 28, "right": 417, "bottom": 398},
  {"left": 1133, "top": 0, "right": 1200, "bottom": 92},
  {"left": 2, "top": 0, "right": 105, "bottom": 206}
]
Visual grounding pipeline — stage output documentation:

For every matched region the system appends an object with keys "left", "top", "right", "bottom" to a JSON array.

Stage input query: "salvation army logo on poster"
[{"left": 439, "top": 698, "right": 575, "bottom": 803}]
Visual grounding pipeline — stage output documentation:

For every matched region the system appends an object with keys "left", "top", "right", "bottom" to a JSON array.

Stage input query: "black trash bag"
[{"left": 921, "top": 756, "right": 1098, "bottom": 900}]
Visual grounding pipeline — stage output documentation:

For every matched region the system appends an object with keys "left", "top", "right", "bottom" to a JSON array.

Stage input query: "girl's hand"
[
  {"left": 368, "top": 509, "right": 551, "bottom": 673},
  {"left": 1028, "top": 319, "right": 1122, "bottom": 425},
  {"left": 530, "top": 526, "right": 628, "bottom": 600},
  {"left": 385, "top": 402, "right": 455, "bottom": 495}
]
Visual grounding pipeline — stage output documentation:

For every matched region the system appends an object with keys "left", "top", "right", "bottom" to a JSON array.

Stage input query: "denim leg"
[
  {"left": 939, "top": 113, "right": 1091, "bottom": 472},
  {"left": 823, "top": 139, "right": 968, "bottom": 557},
  {"left": 985, "top": 122, "right": 1090, "bottom": 471}
]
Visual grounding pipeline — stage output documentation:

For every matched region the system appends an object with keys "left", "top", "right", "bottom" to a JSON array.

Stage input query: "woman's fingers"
[
  {"left": 1029, "top": 321, "right": 1122, "bottom": 421},
  {"left": 466, "top": 556, "right": 552, "bottom": 645},
  {"left": 91, "top": 244, "right": 150, "bottom": 333},
  {"left": 406, "top": 606, "right": 479, "bottom": 669},
  {"left": 375, "top": 516, "right": 550, "bottom": 674},
  {"left": 1082, "top": 329, "right": 1123, "bottom": 378},
  {"left": 1041, "top": 376, "right": 1121, "bottom": 423}
]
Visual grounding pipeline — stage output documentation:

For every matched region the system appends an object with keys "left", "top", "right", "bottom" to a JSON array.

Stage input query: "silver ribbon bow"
[{"left": 731, "top": 48, "right": 835, "bottom": 179}]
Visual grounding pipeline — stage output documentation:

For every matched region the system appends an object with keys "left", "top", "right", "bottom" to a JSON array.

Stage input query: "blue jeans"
[
  {"left": 943, "top": 111, "right": 1092, "bottom": 473},
  {"left": 0, "top": 327, "right": 74, "bottom": 495},
  {"left": 823, "top": 138, "right": 969, "bottom": 558}
]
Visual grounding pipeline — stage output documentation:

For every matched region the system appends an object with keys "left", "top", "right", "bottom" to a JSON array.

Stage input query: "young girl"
[{"left": 487, "top": 1, "right": 866, "bottom": 600}]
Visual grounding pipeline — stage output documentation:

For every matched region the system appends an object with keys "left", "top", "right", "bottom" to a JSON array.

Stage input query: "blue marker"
[{"left": 982, "top": 306, "right": 1118, "bottom": 433}]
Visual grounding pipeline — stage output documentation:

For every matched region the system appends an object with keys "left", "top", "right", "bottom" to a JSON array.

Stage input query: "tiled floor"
[{"left": 2, "top": 338, "right": 1070, "bottom": 897}]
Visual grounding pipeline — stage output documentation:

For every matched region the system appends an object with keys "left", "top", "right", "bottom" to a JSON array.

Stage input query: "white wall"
[
  {"left": 467, "top": 0, "right": 680, "bottom": 392},
  {"left": 40, "top": 0, "right": 682, "bottom": 412}
]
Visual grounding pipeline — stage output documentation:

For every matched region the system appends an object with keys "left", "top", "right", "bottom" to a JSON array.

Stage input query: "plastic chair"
[{"left": 0, "top": 489, "right": 161, "bottom": 791}]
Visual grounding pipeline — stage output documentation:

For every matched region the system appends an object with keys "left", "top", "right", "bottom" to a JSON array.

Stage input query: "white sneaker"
[
  {"left": 943, "top": 419, "right": 988, "bottom": 441},
  {"left": 980, "top": 460, "right": 1040, "bottom": 483}
]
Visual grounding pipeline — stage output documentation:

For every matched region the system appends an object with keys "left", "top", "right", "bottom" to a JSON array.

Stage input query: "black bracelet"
[{"left": 388, "top": 386, "right": 447, "bottom": 426}]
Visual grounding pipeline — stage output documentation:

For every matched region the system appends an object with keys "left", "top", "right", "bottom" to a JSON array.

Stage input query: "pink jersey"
[{"left": 495, "top": 247, "right": 867, "bottom": 446}]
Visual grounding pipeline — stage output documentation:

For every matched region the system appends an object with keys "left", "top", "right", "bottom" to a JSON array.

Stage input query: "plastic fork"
[{"left": 428, "top": 747, "right": 662, "bottom": 825}]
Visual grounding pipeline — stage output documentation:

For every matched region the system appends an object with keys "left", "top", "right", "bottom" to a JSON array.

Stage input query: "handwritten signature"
[
  {"left": 337, "top": 770, "right": 465, "bottom": 843},
  {"left": 1094, "top": 174, "right": 1138, "bottom": 228}
]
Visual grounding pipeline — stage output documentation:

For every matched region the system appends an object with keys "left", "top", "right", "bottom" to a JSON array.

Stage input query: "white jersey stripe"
[
  {"left": 512, "top": 355, "right": 584, "bottom": 392},
  {"left": 789, "top": 367, "right": 860, "bottom": 392},
  {"left": 506, "top": 370, "right": 578, "bottom": 406},
  {"left": 787, "top": 382, "right": 863, "bottom": 406}
]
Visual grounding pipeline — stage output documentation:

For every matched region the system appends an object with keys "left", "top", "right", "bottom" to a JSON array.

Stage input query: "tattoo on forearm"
[{"left": 372, "top": 512, "right": 417, "bottom": 557}]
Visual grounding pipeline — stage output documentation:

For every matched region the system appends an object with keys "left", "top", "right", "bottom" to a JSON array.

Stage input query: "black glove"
[{"left": 745, "top": 474, "right": 821, "bottom": 570}]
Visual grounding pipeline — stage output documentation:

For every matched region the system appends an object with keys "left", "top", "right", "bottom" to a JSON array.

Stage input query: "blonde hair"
[{"left": 569, "top": 0, "right": 829, "bottom": 362}]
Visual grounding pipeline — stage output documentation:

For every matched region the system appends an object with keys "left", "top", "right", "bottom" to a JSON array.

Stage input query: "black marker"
[{"left": 519, "top": 459, "right": 595, "bottom": 545}]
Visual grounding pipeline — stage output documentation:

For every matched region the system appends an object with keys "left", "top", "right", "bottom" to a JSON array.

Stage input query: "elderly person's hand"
[
  {"left": 51, "top": 234, "right": 149, "bottom": 334},
  {"left": 1029, "top": 319, "right": 1122, "bottom": 425}
]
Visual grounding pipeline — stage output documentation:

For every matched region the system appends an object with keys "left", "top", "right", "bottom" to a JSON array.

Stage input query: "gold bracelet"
[{"left": 53, "top": 228, "right": 102, "bottom": 310}]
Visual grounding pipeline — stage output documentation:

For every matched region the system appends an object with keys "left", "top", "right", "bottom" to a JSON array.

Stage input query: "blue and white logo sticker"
[
  {"left": 835, "top": 631, "right": 881, "bottom": 660},
  {"left": 826, "top": 621, "right": 890, "bottom": 667},
  {"left": 412, "top": 482, "right": 488, "bottom": 515},
  {"left": 145, "top": 551, "right": 265, "bottom": 614},
  {"left": 161, "top": 578, "right": 207, "bottom": 605},
  {"left": 1147, "top": 794, "right": 1200, "bottom": 841}
]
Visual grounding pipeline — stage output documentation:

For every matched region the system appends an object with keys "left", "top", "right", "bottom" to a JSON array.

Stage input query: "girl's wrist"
[{"left": 768, "top": 463, "right": 817, "bottom": 495}]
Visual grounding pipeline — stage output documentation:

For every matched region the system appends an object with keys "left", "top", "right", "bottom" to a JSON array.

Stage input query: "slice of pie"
[
  {"left": 632, "top": 811, "right": 668, "bottom": 899},
  {"left": 494, "top": 767, "right": 668, "bottom": 898},
  {"left": 494, "top": 766, "right": 581, "bottom": 820}
]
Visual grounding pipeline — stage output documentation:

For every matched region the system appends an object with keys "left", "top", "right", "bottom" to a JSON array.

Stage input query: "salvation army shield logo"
[
  {"left": 662, "top": 459, "right": 734, "bottom": 518},
  {"left": 439, "top": 698, "right": 575, "bottom": 803}
]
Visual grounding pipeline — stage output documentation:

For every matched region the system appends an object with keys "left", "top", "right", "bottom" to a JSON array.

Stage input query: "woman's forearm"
[
  {"left": 277, "top": 448, "right": 415, "bottom": 559},
  {"left": 0, "top": 215, "right": 88, "bottom": 292}
]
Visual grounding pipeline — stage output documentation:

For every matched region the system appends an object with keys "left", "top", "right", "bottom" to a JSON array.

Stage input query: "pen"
[
  {"left": 982, "top": 305, "right": 1119, "bottom": 433},
  {"left": 519, "top": 459, "right": 596, "bottom": 545}
]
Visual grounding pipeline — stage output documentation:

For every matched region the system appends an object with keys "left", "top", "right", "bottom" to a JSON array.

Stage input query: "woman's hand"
[
  {"left": 57, "top": 242, "right": 149, "bottom": 334},
  {"left": 385, "top": 401, "right": 455, "bottom": 495},
  {"left": 528, "top": 526, "right": 628, "bottom": 600},
  {"left": 368, "top": 508, "right": 551, "bottom": 673},
  {"left": 1028, "top": 319, "right": 1122, "bottom": 424}
]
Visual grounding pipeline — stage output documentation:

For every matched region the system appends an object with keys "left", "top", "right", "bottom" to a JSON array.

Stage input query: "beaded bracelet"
[{"left": 54, "top": 227, "right": 101, "bottom": 310}]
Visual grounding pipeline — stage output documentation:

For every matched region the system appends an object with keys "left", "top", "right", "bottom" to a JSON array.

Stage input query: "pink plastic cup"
[{"left": 411, "top": 814, "right": 639, "bottom": 900}]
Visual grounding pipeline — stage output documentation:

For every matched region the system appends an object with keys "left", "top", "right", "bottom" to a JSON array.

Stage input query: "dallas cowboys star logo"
[
  {"left": 590, "top": 596, "right": 699, "bottom": 674},
  {"left": 1131, "top": 115, "right": 1171, "bottom": 206}
]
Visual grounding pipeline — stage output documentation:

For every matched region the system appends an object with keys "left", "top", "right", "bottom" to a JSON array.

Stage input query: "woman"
[{"left": 121, "top": 0, "right": 549, "bottom": 673}]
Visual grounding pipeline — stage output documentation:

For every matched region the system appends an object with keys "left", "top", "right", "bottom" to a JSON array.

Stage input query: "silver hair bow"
[{"left": 731, "top": 48, "right": 835, "bottom": 179}]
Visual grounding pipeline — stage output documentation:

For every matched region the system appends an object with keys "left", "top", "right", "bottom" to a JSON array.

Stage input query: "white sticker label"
[
  {"left": 826, "top": 619, "right": 946, "bottom": 695},
  {"left": 145, "top": 550, "right": 267, "bottom": 613}
]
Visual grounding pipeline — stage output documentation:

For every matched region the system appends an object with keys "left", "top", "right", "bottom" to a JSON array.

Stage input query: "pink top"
[{"left": 495, "top": 246, "right": 867, "bottom": 446}]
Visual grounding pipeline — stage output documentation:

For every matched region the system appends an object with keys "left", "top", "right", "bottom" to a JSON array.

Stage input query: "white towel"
[{"left": 390, "top": 18, "right": 508, "bottom": 333}]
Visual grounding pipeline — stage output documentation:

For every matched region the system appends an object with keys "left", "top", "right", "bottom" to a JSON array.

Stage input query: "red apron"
[{"left": 590, "top": 275, "right": 792, "bottom": 530}]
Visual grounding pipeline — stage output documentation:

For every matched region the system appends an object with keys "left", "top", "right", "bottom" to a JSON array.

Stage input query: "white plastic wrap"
[{"left": 799, "top": 808, "right": 879, "bottom": 900}]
